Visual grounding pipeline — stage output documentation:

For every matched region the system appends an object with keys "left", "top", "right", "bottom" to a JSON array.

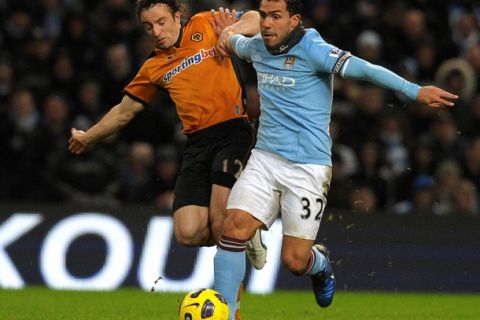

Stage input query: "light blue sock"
[
  {"left": 214, "top": 247, "right": 246, "bottom": 320},
  {"left": 305, "top": 247, "right": 328, "bottom": 276}
]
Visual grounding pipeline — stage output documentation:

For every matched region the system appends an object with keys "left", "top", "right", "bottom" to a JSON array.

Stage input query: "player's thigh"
[
  {"left": 210, "top": 184, "right": 230, "bottom": 219},
  {"left": 227, "top": 149, "right": 280, "bottom": 230},
  {"left": 209, "top": 123, "right": 253, "bottom": 226},
  {"left": 172, "top": 145, "right": 211, "bottom": 212},
  {"left": 280, "top": 163, "right": 332, "bottom": 240},
  {"left": 209, "top": 122, "right": 253, "bottom": 226},
  {"left": 172, "top": 152, "right": 212, "bottom": 243},
  {"left": 173, "top": 205, "right": 210, "bottom": 238},
  {"left": 211, "top": 119, "right": 254, "bottom": 188}
]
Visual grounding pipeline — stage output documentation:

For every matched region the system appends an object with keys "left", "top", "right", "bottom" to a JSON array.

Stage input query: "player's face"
[
  {"left": 139, "top": 4, "right": 181, "bottom": 50},
  {"left": 259, "top": 0, "right": 301, "bottom": 48}
]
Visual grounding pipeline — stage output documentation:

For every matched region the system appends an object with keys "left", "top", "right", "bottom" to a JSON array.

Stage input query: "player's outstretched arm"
[
  {"left": 341, "top": 56, "right": 458, "bottom": 107},
  {"left": 68, "top": 95, "right": 144, "bottom": 154}
]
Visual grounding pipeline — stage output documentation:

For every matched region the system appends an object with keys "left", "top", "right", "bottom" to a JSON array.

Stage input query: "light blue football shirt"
[
  {"left": 231, "top": 28, "right": 420, "bottom": 165},
  {"left": 232, "top": 29, "right": 346, "bottom": 165}
]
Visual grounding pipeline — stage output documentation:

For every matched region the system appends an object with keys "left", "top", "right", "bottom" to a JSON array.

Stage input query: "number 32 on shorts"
[{"left": 300, "top": 197, "right": 325, "bottom": 220}]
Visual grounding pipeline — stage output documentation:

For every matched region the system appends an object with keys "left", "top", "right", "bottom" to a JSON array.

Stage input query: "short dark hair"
[
  {"left": 135, "top": 0, "right": 185, "bottom": 17},
  {"left": 259, "top": 0, "right": 303, "bottom": 16}
]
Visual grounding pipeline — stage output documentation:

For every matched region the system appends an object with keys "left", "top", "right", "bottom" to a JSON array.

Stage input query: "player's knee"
[
  {"left": 223, "top": 211, "right": 254, "bottom": 239},
  {"left": 282, "top": 252, "right": 310, "bottom": 275},
  {"left": 175, "top": 232, "right": 199, "bottom": 247},
  {"left": 174, "top": 224, "right": 207, "bottom": 247}
]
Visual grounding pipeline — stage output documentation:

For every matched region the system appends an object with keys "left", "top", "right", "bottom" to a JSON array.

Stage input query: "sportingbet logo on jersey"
[{"left": 163, "top": 47, "right": 217, "bottom": 84}]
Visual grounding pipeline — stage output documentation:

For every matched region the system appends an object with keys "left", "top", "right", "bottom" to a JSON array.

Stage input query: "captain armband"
[{"left": 332, "top": 51, "right": 352, "bottom": 75}]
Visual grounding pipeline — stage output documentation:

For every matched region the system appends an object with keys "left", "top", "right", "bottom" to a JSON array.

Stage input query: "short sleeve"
[
  {"left": 123, "top": 62, "right": 159, "bottom": 106},
  {"left": 194, "top": 12, "right": 214, "bottom": 27}
]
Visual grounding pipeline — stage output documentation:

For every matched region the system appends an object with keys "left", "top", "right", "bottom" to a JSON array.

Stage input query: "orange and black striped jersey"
[{"left": 124, "top": 12, "right": 246, "bottom": 134}]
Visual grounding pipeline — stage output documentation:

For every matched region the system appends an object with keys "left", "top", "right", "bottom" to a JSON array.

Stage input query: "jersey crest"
[
  {"left": 283, "top": 56, "right": 296, "bottom": 70},
  {"left": 191, "top": 32, "right": 203, "bottom": 42}
]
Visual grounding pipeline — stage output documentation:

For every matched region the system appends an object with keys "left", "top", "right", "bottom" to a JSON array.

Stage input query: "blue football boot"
[{"left": 311, "top": 244, "right": 335, "bottom": 307}]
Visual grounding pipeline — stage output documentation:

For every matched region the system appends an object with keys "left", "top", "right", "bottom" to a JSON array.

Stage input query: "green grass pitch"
[{"left": 0, "top": 287, "right": 478, "bottom": 319}]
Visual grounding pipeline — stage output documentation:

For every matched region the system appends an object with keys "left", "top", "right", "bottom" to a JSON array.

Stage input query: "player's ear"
[
  {"left": 174, "top": 11, "right": 181, "bottom": 23},
  {"left": 290, "top": 14, "right": 301, "bottom": 28}
]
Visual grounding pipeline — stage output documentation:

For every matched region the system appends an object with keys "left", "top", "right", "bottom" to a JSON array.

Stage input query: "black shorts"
[{"left": 172, "top": 118, "right": 254, "bottom": 212}]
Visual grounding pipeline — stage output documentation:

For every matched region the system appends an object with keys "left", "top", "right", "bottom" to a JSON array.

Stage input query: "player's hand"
[
  {"left": 210, "top": 7, "right": 238, "bottom": 36},
  {"left": 216, "top": 29, "right": 235, "bottom": 60},
  {"left": 68, "top": 128, "right": 90, "bottom": 154},
  {"left": 417, "top": 86, "right": 459, "bottom": 108}
]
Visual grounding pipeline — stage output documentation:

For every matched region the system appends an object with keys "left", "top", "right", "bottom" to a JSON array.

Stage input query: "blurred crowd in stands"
[{"left": 0, "top": 0, "right": 479, "bottom": 217}]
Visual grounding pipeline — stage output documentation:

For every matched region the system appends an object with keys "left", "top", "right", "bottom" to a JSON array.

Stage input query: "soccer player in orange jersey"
[{"left": 68, "top": 0, "right": 267, "bottom": 283}]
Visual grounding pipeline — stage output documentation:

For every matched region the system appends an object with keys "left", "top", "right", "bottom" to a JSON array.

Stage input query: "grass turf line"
[{"left": 0, "top": 288, "right": 478, "bottom": 320}]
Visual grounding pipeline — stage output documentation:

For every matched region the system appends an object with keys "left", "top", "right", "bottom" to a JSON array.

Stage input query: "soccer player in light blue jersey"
[{"left": 213, "top": 0, "right": 458, "bottom": 316}]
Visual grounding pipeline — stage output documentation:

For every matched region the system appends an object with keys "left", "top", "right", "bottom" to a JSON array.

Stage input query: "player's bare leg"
[
  {"left": 282, "top": 236, "right": 335, "bottom": 307},
  {"left": 210, "top": 179, "right": 268, "bottom": 270},
  {"left": 173, "top": 206, "right": 211, "bottom": 247},
  {"left": 210, "top": 184, "right": 267, "bottom": 269},
  {"left": 281, "top": 236, "right": 315, "bottom": 275},
  {"left": 209, "top": 184, "right": 231, "bottom": 244}
]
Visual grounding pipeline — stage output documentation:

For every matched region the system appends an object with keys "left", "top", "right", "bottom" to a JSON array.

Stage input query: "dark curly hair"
[
  {"left": 258, "top": 0, "right": 303, "bottom": 16},
  {"left": 135, "top": 0, "right": 185, "bottom": 17}
]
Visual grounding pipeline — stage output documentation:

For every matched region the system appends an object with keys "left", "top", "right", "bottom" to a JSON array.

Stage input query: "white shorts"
[{"left": 227, "top": 149, "right": 332, "bottom": 240}]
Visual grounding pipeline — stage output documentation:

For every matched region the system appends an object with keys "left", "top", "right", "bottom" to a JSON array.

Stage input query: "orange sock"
[{"left": 235, "top": 281, "right": 243, "bottom": 320}]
